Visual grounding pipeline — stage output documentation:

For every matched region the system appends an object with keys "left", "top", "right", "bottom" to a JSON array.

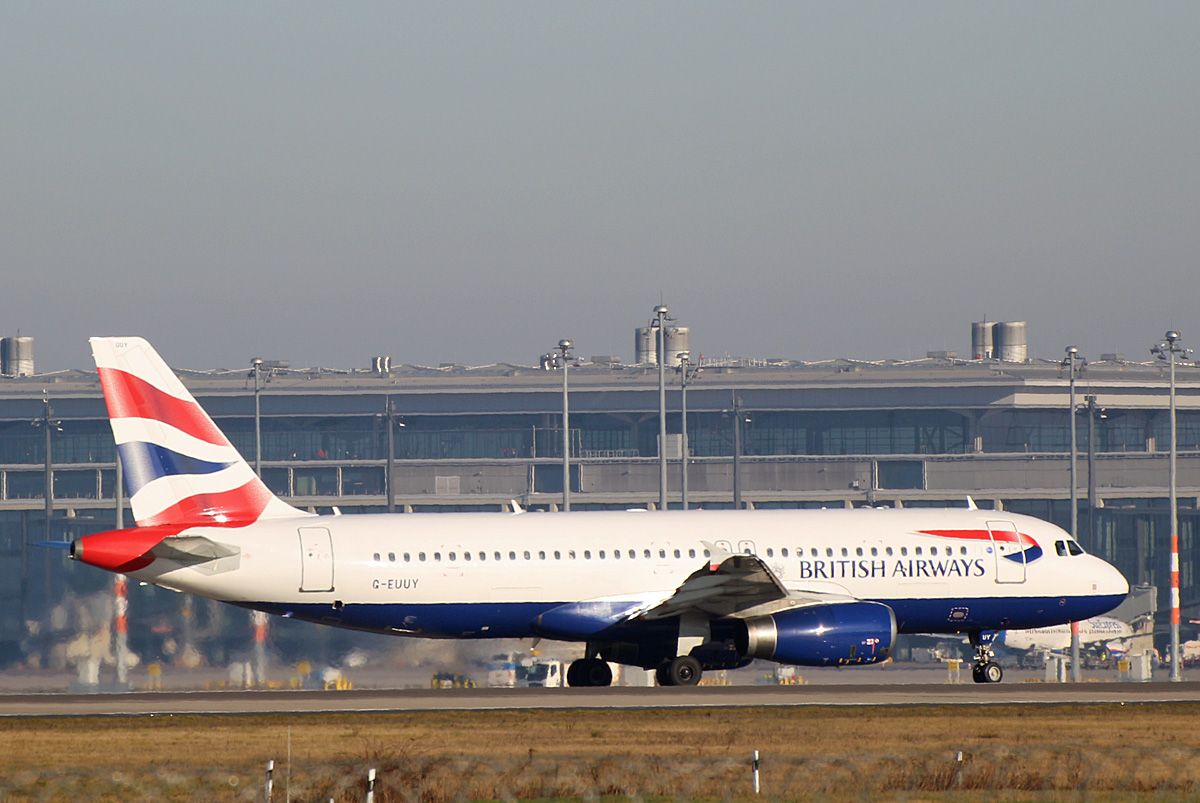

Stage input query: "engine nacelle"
[{"left": 741, "top": 601, "right": 896, "bottom": 666}]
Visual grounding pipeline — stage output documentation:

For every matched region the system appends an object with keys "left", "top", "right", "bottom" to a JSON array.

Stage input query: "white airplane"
[
  {"left": 70, "top": 337, "right": 1129, "bottom": 686},
  {"left": 1002, "top": 616, "right": 1135, "bottom": 654}
]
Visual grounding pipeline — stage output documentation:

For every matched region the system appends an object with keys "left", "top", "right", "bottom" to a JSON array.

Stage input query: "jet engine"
[{"left": 740, "top": 601, "right": 896, "bottom": 666}]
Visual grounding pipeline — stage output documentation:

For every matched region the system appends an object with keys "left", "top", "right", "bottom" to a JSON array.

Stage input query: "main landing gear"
[
  {"left": 655, "top": 655, "right": 703, "bottom": 687},
  {"left": 969, "top": 630, "right": 1003, "bottom": 684},
  {"left": 566, "top": 657, "right": 612, "bottom": 687}
]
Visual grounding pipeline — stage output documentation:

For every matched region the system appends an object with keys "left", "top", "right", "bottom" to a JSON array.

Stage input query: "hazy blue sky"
[{"left": 4, "top": 3, "right": 1198, "bottom": 371}]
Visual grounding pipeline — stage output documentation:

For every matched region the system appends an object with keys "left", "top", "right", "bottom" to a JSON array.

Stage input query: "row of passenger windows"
[
  {"left": 763, "top": 544, "right": 970, "bottom": 558},
  {"left": 372, "top": 547, "right": 706, "bottom": 564},
  {"left": 369, "top": 542, "right": 972, "bottom": 564}
]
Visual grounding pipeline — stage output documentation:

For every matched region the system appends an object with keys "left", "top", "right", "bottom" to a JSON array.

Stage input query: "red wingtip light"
[{"left": 70, "top": 527, "right": 177, "bottom": 573}]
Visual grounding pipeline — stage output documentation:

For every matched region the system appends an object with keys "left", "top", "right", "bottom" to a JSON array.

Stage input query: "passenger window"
[
  {"left": 826, "top": 548, "right": 833, "bottom": 557},
  {"left": 508, "top": 551, "right": 516, "bottom": 561},
  {"left": 915, "top": 547, "right": 922, "bottom": 556},
  {"left": 523, "top": 551, "right": 531, "bottom": 560},
  {"left": 418, "top": 552, "right": 426, "bottom": 562},
  {"left": 388, "top": 552, "right": 395, "bottom": 562},
  {"left": 870, "top": 547, "right": 878, "bottom": 557},
  {"left": 811, "top": 548, "right": 818, "bottom": 557},
  {"left": 900, "top": 547, "right": 907, "bottom": 556},
  {"left": 766, "top": 548, "right": 774, "bottom": 558},
  {"left": 448, "top": 552, "right": 456, "bottom": 562},
  {"left": 659, "top": 549, "right": 666, "bottom": 558},
  {"left": 781, "top": 548, "right": 789, "bottom": 558},
  {"left": 404, "top": 553, "right": 411, "bottom": 562},
  {"left": 599, "top": 550, "right": 606, "bottom": 559},
  {"left": 434, "top": 552, "right": 441, "bottom": 561},
  {"left": 929, "top": 547, "right": 937, "bottom": 556},
  {"left": 629, "top": 550, "right": 636, "bottom": 559},
  {"left": 569, "top": 550, "right": 576, "bottom": 559},
  {"left": 674, "top": 549, "right": 681, "bottom": 558},
  {"left": 1056, "top": 541, "right": 1068, "bottom": 557},
  {"left": 538, "top": 550, "right": 546, "bottom": 560},
  {"left": 703, "top": 549, "right": 710, "bottom": 557},
  {"left": 960, "top": 546, "right": 967, "bottom": 555},
  {"left": 478, "top": 552, "right": 485, "bottom": 561},
  {"left": 855, "top": 547, "right": 863, "bottom": 557},
  {"left": 688, "top": 549, "right": 696, "bottom": 558},
  {"left": 613, "top": 550, "right": 621, "bottom": 560},
  {"left": 463, "top": 552, "right": 471, "bottom": 561},
  {"left": 554, "top": 551, "right": 561, "bottom": 560},
  {"left": 644, "top": 549, "right": 651, "bottom": 559},
  {"left": 494, "top": 552, "right": 501, "bottom": 561},
  {"left": 584, "top": 550, "right": 591, "bottom": 559},
  {"left": 373, "top": 553, "right": 381, "bottom": 562},
  {"left": 841, "top": 548, "right": 848, "bottom": 557}
]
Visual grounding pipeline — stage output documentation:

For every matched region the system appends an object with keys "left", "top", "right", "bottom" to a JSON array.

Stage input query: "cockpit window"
[
  {"left": 1056, "top": 541, "right": 1068, "bottom": 557},
  {"left": 1067, "top": 540, "right": 1084, "bottom": 556}
]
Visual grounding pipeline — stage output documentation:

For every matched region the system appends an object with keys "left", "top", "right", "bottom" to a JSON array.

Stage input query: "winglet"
[
  {"left": 702, "top": 540, "right": 733, "bottom": 571},
  {"left": 966, "top": 495, "right": 978, "bottom": 510}
]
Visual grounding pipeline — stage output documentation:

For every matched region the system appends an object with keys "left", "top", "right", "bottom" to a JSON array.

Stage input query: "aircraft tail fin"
[{"left": 89, "top": 337, "right": 311, "bottom": 527}]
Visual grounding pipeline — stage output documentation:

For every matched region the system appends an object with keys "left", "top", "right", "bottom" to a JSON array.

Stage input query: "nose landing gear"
[{"left": 969, "top": 630, "right": 1003, "bottom": 684}]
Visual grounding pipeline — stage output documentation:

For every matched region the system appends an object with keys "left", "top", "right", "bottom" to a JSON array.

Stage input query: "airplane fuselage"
[{"left": 96, "top": 507, "right": 1127, "bottom": 642}]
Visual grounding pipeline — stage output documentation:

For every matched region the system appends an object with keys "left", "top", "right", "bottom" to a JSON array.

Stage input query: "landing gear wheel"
[
  {"left": 660, "top": 655, "right": 702, "bottom": 686},
  {"left": 567, "top": 658, "right": 612, "bottom": 687},
  {"left": 971, "top": 661, "right": 1003, "bottom": 684}
]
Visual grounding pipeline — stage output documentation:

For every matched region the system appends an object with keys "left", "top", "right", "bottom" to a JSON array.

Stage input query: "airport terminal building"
[{"left": 2, "top": 331, "right": 1200, "bottom": 663}]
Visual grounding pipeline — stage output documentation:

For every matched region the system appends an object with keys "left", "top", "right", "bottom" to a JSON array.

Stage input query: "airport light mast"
[
  {"left": 249, "top": 358, "right": 289, "bottom": 477},
  {"left": 677, "top": 351, "right": 701, "bottom": 510},
  {"left": 1062, "top": 345, "right": 1085, "bottom": 682},
  {"left": 654, "top": 305, "right": 669, "bottom": 511},
  {"left": 1152, "top": 330, "right": 1189, "bottom": 682},
  {"left": 546, "top": 339, "right": 577, "bottom": 511}
]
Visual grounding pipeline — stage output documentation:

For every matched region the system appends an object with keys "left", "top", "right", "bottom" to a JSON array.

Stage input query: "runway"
[{"left": 4, "top": 681, "right": 1200, "bottom": 718}]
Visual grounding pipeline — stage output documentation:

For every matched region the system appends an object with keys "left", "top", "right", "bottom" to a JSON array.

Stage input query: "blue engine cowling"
[{"left": 741, "top": 601, "right": 896, "bottom": 666}]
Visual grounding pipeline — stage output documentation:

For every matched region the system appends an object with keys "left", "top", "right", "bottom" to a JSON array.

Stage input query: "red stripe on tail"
[{"left": 97, "top": 367, "right": 228, "bottom": 446}]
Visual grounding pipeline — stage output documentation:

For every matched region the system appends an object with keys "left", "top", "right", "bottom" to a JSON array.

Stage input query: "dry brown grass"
[{"left": 2, "top": 704, "right": 1200, "bottom": 801}]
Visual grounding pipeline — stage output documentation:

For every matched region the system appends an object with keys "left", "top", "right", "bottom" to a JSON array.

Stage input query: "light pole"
[
  {"left": 654, "top": 305, "right": 669, "bottom": 511},
  {"left": 1152, "top": 330, "right": 1190, "bottom": 682},
  {"left": 546, "top": 339, "right": 576, "bottom": 511},
  {"left": 677, "top": 352, "right": 702, "bottom": 510},
  {"left": 251, "top": 358, "right": 263, "bottom": 477},
  {"left": 382, "top": 397, "right": 405, "bottom": 513},
  {"left": 249, "top": 358, "right": 288, "bottom": 477},
  {"left": 1062, "top": 346, "right": 1085, "bottom": 682},
  {"left": 731, "top": 393, "right": 747, "bottom": 510}
]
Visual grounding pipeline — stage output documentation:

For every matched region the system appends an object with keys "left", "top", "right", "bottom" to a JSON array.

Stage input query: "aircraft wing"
[{"left": 636, "top": 541, "right": 834, "bottom": 620}]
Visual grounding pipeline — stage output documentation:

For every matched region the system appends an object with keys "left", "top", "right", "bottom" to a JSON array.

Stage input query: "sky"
[{"left": 3, "top": 3, "right": 1199, "bottom": 372}]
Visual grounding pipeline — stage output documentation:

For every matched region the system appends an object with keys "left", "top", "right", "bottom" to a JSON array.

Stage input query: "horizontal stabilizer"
[{"left": 150, "top": 535, "right": 240, "bottom": 566}]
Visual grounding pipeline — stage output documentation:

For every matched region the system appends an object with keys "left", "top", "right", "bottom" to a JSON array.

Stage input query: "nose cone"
[
  {"left": 1085, "top": 556, "right": 1130, "bottom": 617},
  {"left": 71, "top": 527, "right": 167, "bottom": 573}
]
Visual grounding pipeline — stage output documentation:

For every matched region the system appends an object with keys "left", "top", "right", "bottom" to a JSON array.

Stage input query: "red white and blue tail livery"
[
  {"left": 90, "top": 337, "right": 308, "bottom": 527},
  {"left": 72, "top": 338, "right": 1129, "bottom": 686}
]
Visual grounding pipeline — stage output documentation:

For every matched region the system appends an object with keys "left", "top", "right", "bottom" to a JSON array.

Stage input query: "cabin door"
[
  {"left": 299, "top": 527, "right": 335, "bottom": 592},
  {"left": 986, "top": 520, "right": 1027, "bottom": 584}
]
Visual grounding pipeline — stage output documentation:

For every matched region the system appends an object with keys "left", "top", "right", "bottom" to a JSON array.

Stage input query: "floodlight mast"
[
  {"left": 1062, "top": 345, "right": 1085, "bottom": 683},
  {"left": 654, "top": 305, "right": 669, "bottom": 511},
  {"left": 1152, "top": 330, "right": 1189, "bottom": 682},
  {"left": 549, "top": 339, "right": 576, "bottom": 511},
  {"left": 677, "top": 352, "right": 702, "bottom": 510}
]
